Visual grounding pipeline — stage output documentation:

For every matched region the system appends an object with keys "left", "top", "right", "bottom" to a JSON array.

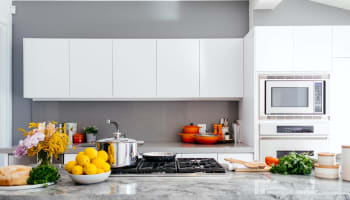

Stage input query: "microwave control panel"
[{"left": 314, "top": 81, "right": 324, "bottom": 113}]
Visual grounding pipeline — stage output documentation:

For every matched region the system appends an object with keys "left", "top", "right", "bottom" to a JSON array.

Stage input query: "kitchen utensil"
[
  {"left": 96, "top": 120, "right": 144, "bottom": 168},
  {"left": 314, "top": 164, "right": 339, "bottom": 179},
  {"left": 342, "top": 145, "right": 350, "bottom": 181},
  {"left": 224, "top": 158, "right": 266, "bottom": 169},
  {"left": 182, "top": 123, "right": 201, "bottom": 134},
  {"left": 178, "top": 133, "right": 198, "bottom": 143},
  {"left": 142, "top": 152, "right": 176, "bottom": 162},
  {"left": 194, "top": 134, "right": 220, "bottom": 144},
  {"left": 68, "top": 171, "right": 111, "bottom": 184},
  {"left": 318, "top": 152, "right": 336, "bottom": 166}
]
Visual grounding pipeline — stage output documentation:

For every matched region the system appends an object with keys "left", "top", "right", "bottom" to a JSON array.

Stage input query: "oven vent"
[
  {"left": 259, "top": 74, "right": 330, "bottom": 80},
  {"left": 262, "top": 115, "right": 327, "bottom": 120}
]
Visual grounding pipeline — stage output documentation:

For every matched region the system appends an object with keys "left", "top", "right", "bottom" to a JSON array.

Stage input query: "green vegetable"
[
  {"left": 27, "top": 164, "right": 60, "bottom": 185},
  {"left": 270, "top": 152, "right": 313, "bottom": 175}
]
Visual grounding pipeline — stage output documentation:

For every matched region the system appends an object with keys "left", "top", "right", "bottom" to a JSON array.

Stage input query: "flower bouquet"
[{"left": 14, "top": 121, "right": 73, "bottom": 184}]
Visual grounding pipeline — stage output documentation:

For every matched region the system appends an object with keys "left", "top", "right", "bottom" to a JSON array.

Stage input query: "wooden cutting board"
[{"left": 233, "top": 166, "right": 271, "bottom": 172}]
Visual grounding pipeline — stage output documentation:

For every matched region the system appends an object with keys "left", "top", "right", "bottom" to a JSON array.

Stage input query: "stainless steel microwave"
[{"left": 260, "top": 74, "right": 329, "bottom": 116}]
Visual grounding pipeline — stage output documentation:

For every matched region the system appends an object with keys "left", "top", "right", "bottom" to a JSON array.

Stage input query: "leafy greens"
[
  {"left": 270, "top": 152, "right": 313, "bottom": 175},
  {"left": 27, "top": 164, "right": 60, "bottom": 185}
]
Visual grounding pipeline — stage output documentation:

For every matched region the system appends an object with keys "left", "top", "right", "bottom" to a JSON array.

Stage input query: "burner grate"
[
  {"left": 137, "top": 160, "right": 177, "bottom": 173},
  {"left": 177, "top": 158, "right": 226, "bottom": 173}
]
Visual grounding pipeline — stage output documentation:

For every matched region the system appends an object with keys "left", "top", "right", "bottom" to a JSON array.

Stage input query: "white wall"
[{"left": 0, "top": 0, "right": 12, "bottom": 166}]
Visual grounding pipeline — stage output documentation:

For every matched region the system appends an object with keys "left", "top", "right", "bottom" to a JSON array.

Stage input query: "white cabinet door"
[
  {"left": 217, "top": 153, "right": 254, "bottom": 165},
  {"left": 293, "top": 26, "right": 332, "bottom": 71},
  {"left": 23, "top": 39, "right": 69, "bottom": 98},
  {"left": 70, "top": 39, "right": 113, "bottom": 98},
  {"left": 113, "top": 39, "right": 157, "bottom": 98},
  {"left": 64, "top": 154, "right": 77, "bottom": 164},
  {"left": 178, "top": 153, "right": 218, "bottom": 160},
  {"left": 333, "top": 26, "right": 350, "bottom": 58},
  {"left": 157, "top": 39, "right": 200, "bottom": 97},
  {"left": 255, "top": 26, "right": 294, "bottom": 71},
  {"left": 200, "top": 39, "right": 243, "bottom": 97},
  {"left": 330, "top": 59, "right": 350, "bottom": 153}
]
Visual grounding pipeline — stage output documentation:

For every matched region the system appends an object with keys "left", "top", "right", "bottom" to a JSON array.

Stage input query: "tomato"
[{"left": 265, "top": 156, "right": 279, "bottom": 166}]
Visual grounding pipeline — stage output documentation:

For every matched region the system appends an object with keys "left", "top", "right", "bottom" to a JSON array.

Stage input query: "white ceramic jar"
[
  {"left": 342, "top": 145, "right": 350, "bottom": 181},
  {"left": 314, "top": 164, "right": 339, "bottom": 179},
  {"left": 318, "top": 152, "right": 336, "bottom": 166}
]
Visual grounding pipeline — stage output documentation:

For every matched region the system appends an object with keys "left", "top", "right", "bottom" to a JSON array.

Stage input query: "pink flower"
[
  {"left": 14, "top": 132, "right": 45, "bottom": 158},
  {"left": 14, "top": 142, "right": 27, "bottom": 158}
]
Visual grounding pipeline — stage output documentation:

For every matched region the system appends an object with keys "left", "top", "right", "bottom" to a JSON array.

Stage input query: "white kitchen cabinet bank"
[
  {"left": 23, "top": 38, "right": 243, "bottom": 100},
  {"left": 255, "top": 26, "right": 333, "bottom": 72}
]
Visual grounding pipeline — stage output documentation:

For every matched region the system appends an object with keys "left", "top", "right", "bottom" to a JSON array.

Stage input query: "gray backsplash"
[
  {"left": 31, "top": 101, "right": 238, "bottom": 143},
  {"left": 12, "top": 1, "right": 248, "bottom": 144}
]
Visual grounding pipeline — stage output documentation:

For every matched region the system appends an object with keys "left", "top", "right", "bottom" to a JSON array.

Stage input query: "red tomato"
[{"left": 265, "top": 156, "right": 279, "bottom": 166}]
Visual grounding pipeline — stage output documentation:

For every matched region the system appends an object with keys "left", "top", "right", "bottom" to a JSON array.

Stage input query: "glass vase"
[{"left": 37, "top": 150, "right": 52, "bottom": 166}]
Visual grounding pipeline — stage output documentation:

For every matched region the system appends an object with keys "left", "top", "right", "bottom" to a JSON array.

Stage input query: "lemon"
[
  {"left": 96, "top": 168, "right": 105, "bottom": 174},
  {"left": 101, "top": 162, "right": 111, "bottom": 172},
  {"left": 92, "top": 158, "right": 105, "bottom": 169},
  {"left": 64, "top": 161, "right": 76, "bottom": 173},
  {"left": 97, "top": 150, "right": 108, "bottom": 162},
  {"left": 76, "top": 154, "right": 90, "bottom": 166},
  {"left": 77, "top": 151, "right": 85, "bottom": 157},
  {"left": 84, "top": 163, "right": 97, "bottom": 175},
  {"left": 84, "top": 148, "right": 98, "bottom": 160},
  {"left": 72, "top": 165, "right": 83, "bottom": 175}
]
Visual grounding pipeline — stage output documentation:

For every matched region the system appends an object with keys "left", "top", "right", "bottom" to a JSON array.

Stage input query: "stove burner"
[{"left": 111, "top": 158, "right": 226, "bottom": 174}]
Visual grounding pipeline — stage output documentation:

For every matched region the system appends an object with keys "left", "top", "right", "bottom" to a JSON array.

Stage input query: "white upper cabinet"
[
  {"left": 333, "top": 26, "right": 350, "bottom": 58},
  {"left": 113, "top": 39, "right": 156, "bottom": 98},
  {"left": 23, "top": 39, "right": 70, "bottom": 98},
  {"left": 200, "top": 39, "right": 243, "bottom": 97},
  {"left": 157, "top": 39, "right": 200, "bottom": 97},
  {"left": 293, "top": 26, "right": 332, "bottom": 71},
  {"left": 70, "top": 39, "right": 113, "bottom": 98},
  {"left": 255, "top": 26, "right": 294, "bottom": 71},
  {"left": 255, "top": 26, "right": 332, "bottom": 72}
]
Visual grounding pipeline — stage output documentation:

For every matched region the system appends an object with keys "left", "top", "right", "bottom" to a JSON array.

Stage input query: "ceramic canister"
[
  {"left": 342, "top": 145, "right": 350, "bottom": 181},
  {"left": 318, "top": 152, "right": 336, "bottom": 166},
  {"left": 314, "top": 164, "right": 339, "bottom": 179}
]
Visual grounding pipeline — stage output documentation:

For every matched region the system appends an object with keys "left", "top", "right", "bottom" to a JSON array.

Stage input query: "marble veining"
[{"left": 1, "top": 171, "right": 350, "bottom": 200}]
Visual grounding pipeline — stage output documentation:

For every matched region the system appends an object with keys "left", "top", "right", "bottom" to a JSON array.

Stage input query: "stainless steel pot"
[{"left": 96, "top": 120, "right": 144, "bottom": 168}]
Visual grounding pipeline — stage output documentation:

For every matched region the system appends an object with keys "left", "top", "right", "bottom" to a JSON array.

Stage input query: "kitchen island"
[{"left": 1, "top": 171, "right": 350, "bottom": 200}]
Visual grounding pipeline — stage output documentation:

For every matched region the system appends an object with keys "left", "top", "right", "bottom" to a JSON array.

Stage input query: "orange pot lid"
[
  {"left": 314, "top": 163, "right": 339, "bottom": 169},
  {"left": 183, "top": 123, "right": 200, "bottom": 129},
  {"left": 342, "top": 145, "right": 350, "bottom": 149},
  {"left": 318, "top": 152, "right": 335, "bottom": 157}
]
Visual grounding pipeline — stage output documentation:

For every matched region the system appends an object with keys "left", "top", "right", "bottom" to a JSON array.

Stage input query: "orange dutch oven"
[{"left": 182, "top": 123, "right": 201, "bottom": 134}]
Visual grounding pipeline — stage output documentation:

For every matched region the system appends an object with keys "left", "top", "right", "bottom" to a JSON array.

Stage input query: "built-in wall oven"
[
  {"left": 260, "top": 74, "right": 330, "bottom": 118},
  {"left": 259, "top": 121, "right": 330, "bottom": 160}
]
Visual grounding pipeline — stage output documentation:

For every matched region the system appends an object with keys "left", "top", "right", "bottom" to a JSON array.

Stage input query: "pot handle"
[{"left": 137, "top": 140, "right": 144, "bottom": 145}]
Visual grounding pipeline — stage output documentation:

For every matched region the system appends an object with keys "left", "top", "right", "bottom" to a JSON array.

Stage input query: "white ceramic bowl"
[
  {"left": 314, "top": 164, "right": 339, "bottom": 179},
  {"left": 69, "top": 171, "right": 111, "bottom": 184},
  {"left": 318, "top": 152, "right": 336, "bottom": 166}
]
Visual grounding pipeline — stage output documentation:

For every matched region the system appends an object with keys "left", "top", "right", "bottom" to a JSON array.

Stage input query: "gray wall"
[
  {"left": 254, "top": 0, "right": 350, "bottom": 25},
  {"left": 12, "top": 1, "right": 248, "bottom": 144}
]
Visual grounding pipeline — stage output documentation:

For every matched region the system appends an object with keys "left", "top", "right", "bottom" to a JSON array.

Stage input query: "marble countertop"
[
  {"left": 1, "top": 171, "right": 350, "bottom": 200},
  {"left": 0, "top": 142, "right": 253, "bottom": 154}
]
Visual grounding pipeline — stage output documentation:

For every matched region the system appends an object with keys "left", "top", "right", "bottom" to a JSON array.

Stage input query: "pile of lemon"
[{"left": 65, "top": 148, "right": 111, "bottom": 175}]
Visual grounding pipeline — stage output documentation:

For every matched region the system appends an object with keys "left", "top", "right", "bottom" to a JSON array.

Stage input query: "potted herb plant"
[{"left": 84, "top": 126, "right": 98, "bottom": 143}]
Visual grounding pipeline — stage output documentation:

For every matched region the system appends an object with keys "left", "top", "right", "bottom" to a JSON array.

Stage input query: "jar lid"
[
  {"left": 314, "top": 163, "right": 339, "bottom": 169},
  {"left": 342, "top": 145, "right": 350, "bottom": 149},
  {"left": 318, "top": 152, "right": 335, "bottom": 157}
]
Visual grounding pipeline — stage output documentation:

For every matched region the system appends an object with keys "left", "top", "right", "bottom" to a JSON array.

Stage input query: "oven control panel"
[{"left": 314, "top": 81, "right": 324, "bottom": 113}]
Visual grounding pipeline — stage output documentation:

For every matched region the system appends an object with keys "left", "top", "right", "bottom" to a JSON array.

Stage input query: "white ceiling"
[{"left": 310, "top": 0, "right": 350, "bottom": 11}]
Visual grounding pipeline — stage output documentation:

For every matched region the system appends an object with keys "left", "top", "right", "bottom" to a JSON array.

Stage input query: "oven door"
[
  {"left": 259, "top": 137, "right": 329, "bottom": 161},
  {"left": 266, "top": 81, "right": 314, "bottom": 115}
]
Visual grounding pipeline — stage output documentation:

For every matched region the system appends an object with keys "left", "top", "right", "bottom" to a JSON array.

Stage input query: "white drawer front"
[{"left": 178, "top": 153, "right": 218, "bottom": 160}]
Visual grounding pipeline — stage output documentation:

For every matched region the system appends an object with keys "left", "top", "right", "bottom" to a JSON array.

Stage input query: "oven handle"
[{"left": 260, "top": 135, "right": 328, "bottom": 139}]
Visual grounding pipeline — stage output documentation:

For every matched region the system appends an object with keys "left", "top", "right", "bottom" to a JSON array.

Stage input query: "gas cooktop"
[{"left": 111, "top": 158, "right": 226, "bottom": 176}]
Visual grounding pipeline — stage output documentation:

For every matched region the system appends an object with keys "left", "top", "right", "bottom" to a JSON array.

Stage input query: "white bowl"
[{"left": 68, "top": 171, "right": 111, "bottom": 184}]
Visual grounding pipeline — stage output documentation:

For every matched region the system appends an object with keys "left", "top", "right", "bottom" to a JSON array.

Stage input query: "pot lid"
[
  {"left": 97, "top": 137, "right": 137, "bottom": 143},
  {"left": 183, "top": 123, "right": 200, "bottom": 128}
]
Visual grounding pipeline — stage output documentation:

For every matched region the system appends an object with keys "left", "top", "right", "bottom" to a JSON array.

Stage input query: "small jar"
[
  {"left": 314, "top": 164, "right": 339, "bottom": 179},
  {"left": 342, "top": 145, "right": 350, "bottom": 181},
  {"left": 318, "top": 152, "right": 336, "bottom": 166}
]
